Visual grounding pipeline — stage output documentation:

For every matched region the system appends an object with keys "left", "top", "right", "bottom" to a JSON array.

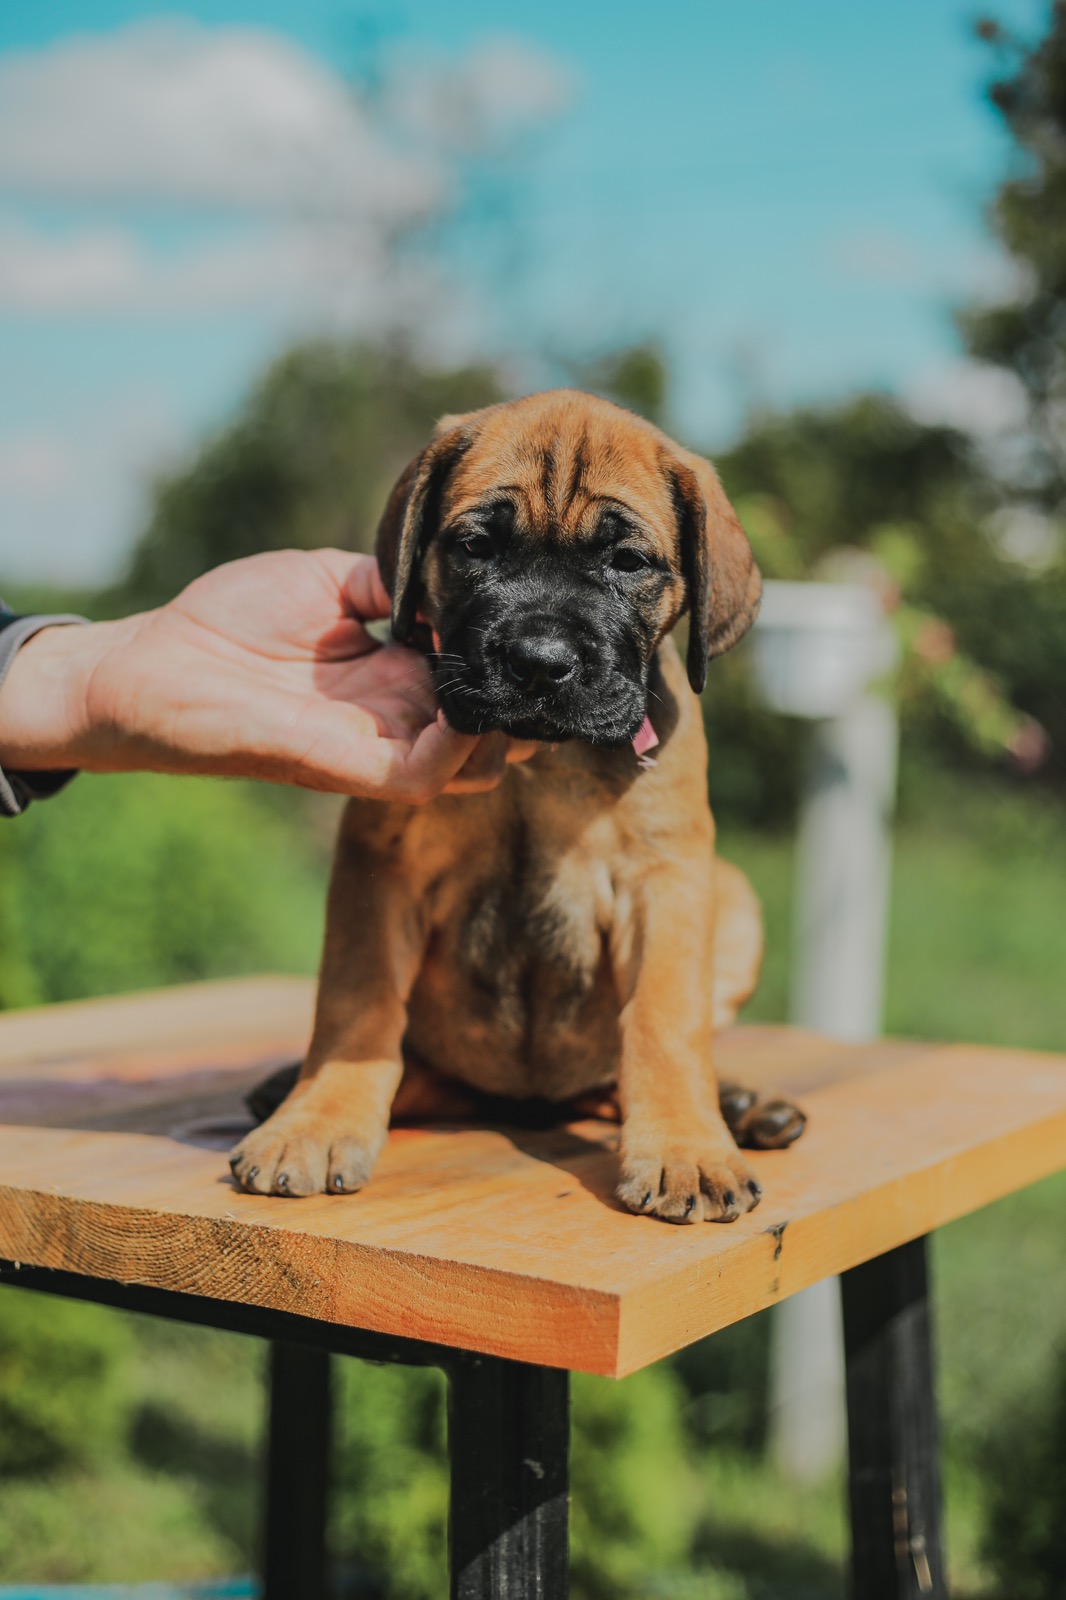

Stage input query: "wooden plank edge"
[
  {"left": 613, "top": 1103, "right": 1066, "bottom": 1376},
  {"left": 0, "top": 1185, "right": 623, "bottom": 1376}
]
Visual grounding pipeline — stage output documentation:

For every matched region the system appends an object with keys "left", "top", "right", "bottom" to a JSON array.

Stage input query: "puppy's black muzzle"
[
  {"left": 499, "top": 628, "right": 581, "bottom": 694},
  {"left": 432, "top": 567, "right": 649, "bottom": 746}
]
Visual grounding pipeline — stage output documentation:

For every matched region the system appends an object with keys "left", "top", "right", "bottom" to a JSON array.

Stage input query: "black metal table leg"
[
  {"left": 263, "top": 1340, "right": 333, "bottom": 1600},
  {"left": 448, "top": 1354, "right": 570, "bottom": 1599},
  {"left": 841, "top": 1236, "right": 945, "bottom": 1599}
]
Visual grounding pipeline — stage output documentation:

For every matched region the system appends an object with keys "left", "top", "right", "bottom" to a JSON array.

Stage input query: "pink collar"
[{"left": 632, "top": 714, "right": 659, "bottom": 768}]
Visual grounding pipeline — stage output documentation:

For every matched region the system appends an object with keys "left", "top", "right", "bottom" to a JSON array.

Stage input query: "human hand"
[{"left": 0, "top": 550, "right": 514, "bottom": 802}]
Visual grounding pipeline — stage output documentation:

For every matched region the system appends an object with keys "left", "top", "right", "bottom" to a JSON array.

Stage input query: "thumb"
[
  {"left": 442, "top": 730, "right": 510, "bottom": 794},
  {"left": 343, "top": 554, "right": 392, "bottom": 622},
  {"left": 386, "top": 714, "right": 485, "bottom": 803}
]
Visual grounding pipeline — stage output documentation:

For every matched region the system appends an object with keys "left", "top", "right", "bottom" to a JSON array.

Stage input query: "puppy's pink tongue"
[
  {"left": 632, "top": 715, "right": 659, "bottom": 758},
  {"left": 431, "top": 628, "right": 442, "bottom": 654}
]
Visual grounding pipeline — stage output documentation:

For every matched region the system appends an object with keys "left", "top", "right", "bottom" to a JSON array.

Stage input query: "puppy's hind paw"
[{"left": 719, "top": 1081, "right": 807, "bottom": 1150}]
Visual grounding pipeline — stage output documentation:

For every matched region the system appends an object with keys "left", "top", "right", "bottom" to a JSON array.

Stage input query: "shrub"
[
  {"left": 5, "top": 772, "right": 326, "bottom": 1005},
  {"left": 328, "top": 1359, "right": 705, "bottom": 1600},
  {"left": 0, "top": 1288, "right": 132, "bottom": 1477},
  {"left": 982, "top": 1344, "right": 1066, "bottom": 1599},
  {"left": 571, "top": 1366, "right": 701, "bottom": 1598}
]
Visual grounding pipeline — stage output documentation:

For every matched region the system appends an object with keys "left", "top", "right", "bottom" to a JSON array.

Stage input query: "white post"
[
  {"left": 792, "top": 694, "right": 899, "bottom": 1042},
  {"left": 749, "top": 582, "right": 899, "bottom": 1483}
]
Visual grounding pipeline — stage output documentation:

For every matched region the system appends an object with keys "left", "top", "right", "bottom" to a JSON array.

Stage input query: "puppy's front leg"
[
  {"left": 614, "top": 859, "right": 762, "bottom": 1223},
  {"left": 230, "top": 833, "right": 423, "bottom": 1197}
]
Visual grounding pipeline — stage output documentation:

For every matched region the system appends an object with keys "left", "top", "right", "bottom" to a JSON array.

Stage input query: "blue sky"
[{"left": 0, "top": 0, "right": 1048, "bottom": 584}]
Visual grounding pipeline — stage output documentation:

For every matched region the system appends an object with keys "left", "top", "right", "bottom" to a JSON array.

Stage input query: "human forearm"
[{"left": 0, "top": 615, "right": 128, "bottom": 773}]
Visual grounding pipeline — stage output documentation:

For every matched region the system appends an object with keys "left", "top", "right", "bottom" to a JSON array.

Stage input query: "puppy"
[{"left": 231, "top": 390, "right": 804, "bottom": 1222}]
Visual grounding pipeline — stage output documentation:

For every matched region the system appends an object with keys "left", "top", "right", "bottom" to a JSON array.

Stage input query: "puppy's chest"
[
  {"left": 455, "top": 837, "right": 611, "bottom": 1005},
  {"left": 403, "top": 780, "right": 638, "bottom": 1095}
]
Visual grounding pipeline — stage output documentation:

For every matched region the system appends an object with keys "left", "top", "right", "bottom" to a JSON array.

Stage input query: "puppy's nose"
[{"left": 502, "top": 633, "right": 579, "bottom": 693}]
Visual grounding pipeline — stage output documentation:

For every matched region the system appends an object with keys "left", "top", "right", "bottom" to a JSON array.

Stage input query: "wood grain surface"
[{"left": 1, "top": 977, "right": 1063, "bottom": 1376}]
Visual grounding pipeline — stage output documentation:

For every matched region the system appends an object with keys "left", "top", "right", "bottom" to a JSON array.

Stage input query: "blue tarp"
[{"left": 0, "top": 1585, "right": 254, "bottom": 1599}]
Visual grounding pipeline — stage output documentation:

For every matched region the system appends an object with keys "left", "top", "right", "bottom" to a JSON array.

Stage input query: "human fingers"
[
  {"left": 381, "top": 714, "right": 489, "bottom": 804},
  {"left": 338, "top": 552, "right": 392, "bottom": 622},
  {"left": 504, "top": 739, "right": 544, "bottom": 765},
  {"left": 442, "top": 731, "right": 510, "bottom": 794}
]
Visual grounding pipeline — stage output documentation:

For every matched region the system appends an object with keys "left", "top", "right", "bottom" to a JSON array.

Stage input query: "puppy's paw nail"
[
  {"left": 332, "top": 1174, "right": 347, "bottom": 1192},
  {"left": 640, "top": 1190, "right": 654, "bottom": 1209},
  {"left": 246, "top": 1166, "right": 259, "bottom": 1182},
  {"left": 275, "top": 1172, "right": 290, "bottom": 1193},
  {"left": 747, "top": 1179, "right": 763, "bottom": 1206},
  {"left": 684, "top": 1193, "right": 699, "bottom": 1216},
  {"left": 722, "top": 1188, "right": 736, "bottom": 1210}
]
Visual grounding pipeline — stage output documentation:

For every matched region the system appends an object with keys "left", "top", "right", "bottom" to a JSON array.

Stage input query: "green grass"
[
  {"left": 720, "top": 771, "right": 1066, "bottom": 1051},
  {"left": 887, "top": 781, "right": 1066, "bottom": 1051},
  {"left": 0, "top": 770, "right": 1063, "bottom": 1595}
]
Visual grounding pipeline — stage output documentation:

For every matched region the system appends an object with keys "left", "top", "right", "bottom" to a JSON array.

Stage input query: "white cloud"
[
  {"left": 0, "top": 398, "right": 182, "bottom": 587},
  {"left": 0, "top": 19, "right": 572, "bottom": 583},
  {"left": 0, "top": 222, "right": 146, "bottom": 313},
  {"left": 831, "top": 230, "right": 929, "bottom": 286},
  {"left": 387, "top": 36, "right": 575, "bottom": 151},
  {"left": 0, "top": 215, "right": 449, "bottom": 323},
  {"left": 829, "top": 229, "right": 1027, "bottom": 303},
  {"left": 0, "top": 18, "right": 441, "bottom": 222},
  {"left": 0, "top": 433, "right": 71, "bottom": 498},
  {"left": 906, "top": 358, "right": 1030, "bottom": 438},
  {"left": 0, "top": 21, "right": 570, "bottom": 325}
]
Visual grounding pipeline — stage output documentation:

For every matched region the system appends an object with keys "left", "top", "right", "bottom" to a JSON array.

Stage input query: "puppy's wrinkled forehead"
[{"left": 441, "top": 394, "right": 674, "bottom": 538}]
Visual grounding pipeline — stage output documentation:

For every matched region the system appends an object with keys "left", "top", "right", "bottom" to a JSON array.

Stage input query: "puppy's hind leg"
[
  {"left": 711, "top": 855, "right": 807, "bottom": 1150},
  {"left": 711, "top": 856, "right": 763, "bottom": 1030}
]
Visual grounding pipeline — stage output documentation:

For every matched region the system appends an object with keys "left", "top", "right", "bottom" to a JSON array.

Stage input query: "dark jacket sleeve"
[{"left": 0, "top": 604, "right": 87, "bottom": 817}]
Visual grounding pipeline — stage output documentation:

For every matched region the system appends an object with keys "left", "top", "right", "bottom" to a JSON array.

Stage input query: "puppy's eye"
[
  {"left": 611, "top": 547, "right": 650, "bottom": 573},
  {"left": 460, "top": 533, "right": 495, "bottom": 560}
]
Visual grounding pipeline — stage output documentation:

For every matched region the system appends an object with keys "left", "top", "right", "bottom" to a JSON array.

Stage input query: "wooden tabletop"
[{"left": 0, "top": 976, "right": 1064, "bottom": 1377}]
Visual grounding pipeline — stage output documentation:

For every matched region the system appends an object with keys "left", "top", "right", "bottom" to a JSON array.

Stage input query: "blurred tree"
[
  {"left": 944, "top": 6, "right": 1066, "bottom": 776},
  {"left": 967, "top": 5, "right": 1066, "bottom": 502},
  {"left": 704, "top": 393, "right": 1057, "bottom": 819},
  {"left": 572, "top": 342, "right": 670, "bottom": 428},
  {"left": 716, "top": 393, "right": 992, "bottom": 581},
  {"left": 117, "top": 342, "right": 504, "bottom": 612}
]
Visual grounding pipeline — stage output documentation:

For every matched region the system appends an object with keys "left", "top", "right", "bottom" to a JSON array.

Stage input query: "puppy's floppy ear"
[
  {"left": 666, "top": 447, "right": 762, "bottom": 694},
  {"left": 375, "top": 416, "right": 474, "bottom": 643}
]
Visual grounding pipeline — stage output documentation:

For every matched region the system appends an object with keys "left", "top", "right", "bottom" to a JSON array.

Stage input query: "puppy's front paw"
[
  {"left": 229, "top": 1106, "right": 384, "bottom": 1197},
  {"left": 617, "top": 1136, "right": 762, "bottom": 1224}
]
